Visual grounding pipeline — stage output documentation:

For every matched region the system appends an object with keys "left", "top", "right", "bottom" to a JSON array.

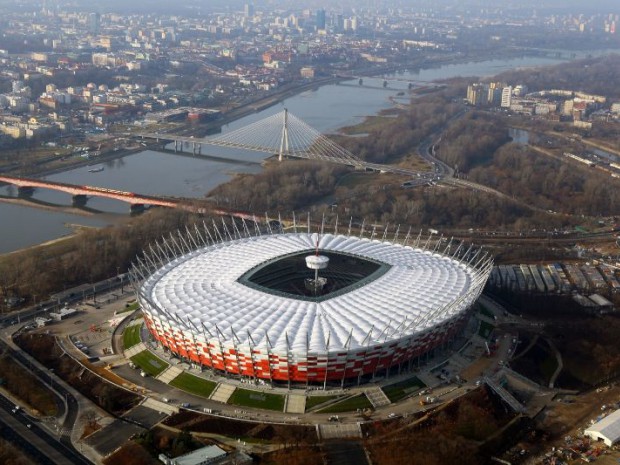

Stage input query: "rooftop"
[{"left": 141, "top": 233, "right": 487, "bottom": 353}]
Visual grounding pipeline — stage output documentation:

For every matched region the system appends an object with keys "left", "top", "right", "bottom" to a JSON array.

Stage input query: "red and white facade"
[{"left": 136, "top": 232, "right": 492, "bottom": 385}]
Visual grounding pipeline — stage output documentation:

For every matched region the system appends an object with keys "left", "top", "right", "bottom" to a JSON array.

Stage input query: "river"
[{"left": 0, "top": 53, "right": 598, "bottom": 254}]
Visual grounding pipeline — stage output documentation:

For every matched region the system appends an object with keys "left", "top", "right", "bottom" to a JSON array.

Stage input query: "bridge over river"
[{"left": 0, "top": 175, "right": 182, "bottom": 212}]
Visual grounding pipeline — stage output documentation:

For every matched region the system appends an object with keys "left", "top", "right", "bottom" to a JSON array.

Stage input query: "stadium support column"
[
  {"left": 230, "top": 328, "right": 244, "bottom": 377},
  {"left": 201, "top": 323, "right": 217, "bottom": 373},
  {"left": 323, "top": 331, "right": 331, "bottom": 391},
  {"left": 340, "top": 330, "right": 353, "bottom": 389},
  {"left": 265, "top": 334, "right": 274, "bottom": 387},
  {"left": 357, "top": 327, "right": 375, "bottom": 386},
  {"left": 285, "top": 333, "right": 292, "bottom": 389},
  {"left": 278, "top": 108, "right": 290, "bottom": 162},
  {"left": 247, "top": 331, "right": 258, "bottom": 382},
  {"left": 214, "top": 325, "right": 228, "bottom": 377},
  {"left": 306, "top": 332, "right": 310, "bottom": 389},
  {"left": 187, "top": 319, "right": 202, "bottom": 369}
]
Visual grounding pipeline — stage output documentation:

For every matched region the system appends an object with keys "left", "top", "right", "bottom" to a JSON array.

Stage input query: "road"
[
  {"left": 0, "top": 330, "right": 92, "bottom": 464},
  {"left": 0, "top": 392, "right": 89, "bottom": 465}
]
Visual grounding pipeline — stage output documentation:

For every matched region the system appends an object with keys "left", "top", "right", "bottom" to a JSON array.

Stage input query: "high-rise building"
[
  {"left": 336, "top": 14, "right": 344, "bottom": 31},
  {"left": 501, "top": 86, "right": 513, "bottom": 108},
  {"left": 89, "top": 12, "right": 100, "bottom": 35},
  {"left": 316, "top": 9, "right": 326, "bottom": 30},
  {"left": 244, "top": 3, "right": 254, "bottom": 17},
  {"left": 488, "top": 82, "right": 503, "bottom": 105},
  {"left": 466, "top": 84, "right": 486, "bottom": 106}
]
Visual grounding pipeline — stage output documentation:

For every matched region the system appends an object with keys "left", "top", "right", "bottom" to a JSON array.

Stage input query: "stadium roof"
[{"left": 142, "top": 233, "right": 482, "bottom": 353}]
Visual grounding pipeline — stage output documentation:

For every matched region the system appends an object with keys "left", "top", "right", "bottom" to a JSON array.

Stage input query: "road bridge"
[
  {"left": 0, "top": 175, "right": 180, "bottom": 212},
  {"left": 136, "top": 109, "right": 434, "bottom": 180}
]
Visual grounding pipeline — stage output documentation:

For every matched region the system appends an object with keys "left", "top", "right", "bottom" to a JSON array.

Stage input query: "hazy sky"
[{"left": 12, "top": 0, "right": 619, "bottom": 14}]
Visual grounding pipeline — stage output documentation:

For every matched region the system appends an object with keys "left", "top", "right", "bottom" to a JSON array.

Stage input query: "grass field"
[
  {"left": 130, "top": 350, "right": 169, "bottom": 377},
  {"left": 169, "top": 372, "right": 217, "bottom": 398},
  {"left": 478, "top": 320, "right": 495, "bottom": 339},
  {"left": 382, "top": 376, "right": 426, "bottom": 403},
  {"left": 227, "top": 388, "right": 285, "bottom": 412},
  {"left": 339, "top": 115, "right": 395, "bottom": 135},
  {"left": 304, "top": 395, "right": 341, "bottom": 411},
  {"left": 123, "top": 324, "right": 142, "bottom": 350},
  {"left": 318, "top": 394, "right": 373, "bottom": 413},
  {"left": 118, "top": 302, "right": 139, "bottom": 314},
  {"left": 479, "top": 304, "right": 494, "bottom": 319}
]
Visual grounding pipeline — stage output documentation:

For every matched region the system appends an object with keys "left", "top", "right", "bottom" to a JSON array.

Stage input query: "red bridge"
[{"left": 0, "top": 175, "right": 181, "bottom": 210}]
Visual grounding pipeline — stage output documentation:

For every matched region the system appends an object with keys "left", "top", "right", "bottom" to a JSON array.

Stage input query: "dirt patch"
[
  {"left": 362, "top": 388, "right": 517, "bottom": 465},
  {"left": 103, "top": 441, "right": 160, "bottom": 465},
  {"left": 163, "top": 411, "right": 316, "bottom": 444}
]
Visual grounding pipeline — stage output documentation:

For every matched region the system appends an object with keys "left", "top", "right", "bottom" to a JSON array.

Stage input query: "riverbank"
[
  {"left": 1, "top": 49, "right": 570, "bottom": 182},
  {"left": 1, "top": 51, "right": 593, "bottom": 256}
]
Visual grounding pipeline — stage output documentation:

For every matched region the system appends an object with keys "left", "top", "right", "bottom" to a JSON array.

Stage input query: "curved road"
[
  {"left": 0, "top": 339, "right": 90, "bottom": 464},
  {"left": 0, "top": 392, "right": 89, "bottom": 465}
]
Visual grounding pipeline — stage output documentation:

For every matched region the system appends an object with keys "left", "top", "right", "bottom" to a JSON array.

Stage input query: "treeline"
[
  {"left": 437, "top": 112, "right": 511, "bottom": 172},
  {"left": 209, "top": 161, "right": 349, "bottom": 212},
  {"left": 337, "top": 91, "right": 462, "bottom": 164},
  {"left": 365, "top": 388, "right": 511, "bottom": 465},
  {"left": 0, "top": 349, "right": 57, "bottom": 416},
  {"left": 0, "top": 208, "right": 203, "bottom": 306},
  {"left": 494, "top": 54, "right": 620, "bottom": 99},
  {"left": 468, "top": 143, "right": 620, "bottom": 216},
  {"left": 0, "top": 440, "right": 34, "bottom": 465},
  {"left": 334, "top": 175, "right": 566, "bottom": 230},
  {"left": 17, "top": 334, "right": 141, "bottom": 415}
]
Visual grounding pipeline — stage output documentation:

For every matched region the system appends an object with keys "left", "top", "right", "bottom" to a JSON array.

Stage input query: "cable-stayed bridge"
[{"left": 137, "top": 109, "right": 434, "bottom": 179}]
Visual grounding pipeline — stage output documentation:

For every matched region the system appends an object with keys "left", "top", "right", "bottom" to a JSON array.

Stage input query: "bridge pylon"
[{"left": 278, "top": 108, "right": 290, "bottom": 162}]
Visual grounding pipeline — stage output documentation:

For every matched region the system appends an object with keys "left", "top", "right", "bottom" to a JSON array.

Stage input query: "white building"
[
  {"left": 501, "top": 86, "right": 512, "bottom": 108},
  {"left": 159, "top": 445, "right": 226, "bottom": 465},
  {"left": 585, "top": 409, "right": 620, "bottom": 447}
]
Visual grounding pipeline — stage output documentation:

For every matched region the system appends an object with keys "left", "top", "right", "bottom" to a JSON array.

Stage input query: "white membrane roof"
[{"left": 142, "top": 233, "right": 480, "bottom": 352}]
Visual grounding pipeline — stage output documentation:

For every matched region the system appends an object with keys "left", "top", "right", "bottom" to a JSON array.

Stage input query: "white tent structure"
[
  {"left": 131, "top": 218, "right": 492, "bottom": 387},
  {"left": 585, "top": 409, "right": 620, "bottom": 447}
]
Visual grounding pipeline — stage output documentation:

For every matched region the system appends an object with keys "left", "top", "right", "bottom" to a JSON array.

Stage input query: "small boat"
[{"left": 88, "top": 166, "right": 104, "bottom": 173}]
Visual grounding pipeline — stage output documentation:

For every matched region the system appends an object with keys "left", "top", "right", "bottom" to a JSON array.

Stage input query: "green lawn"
[
  {"left": 124, "top": 302, "right": 140, "bottom": 312},
  {"left": 170, "top": 372, "right": 217, "bottom": 399},
  {"left": 123, "top": 324, "right": 142, "bottom": 350},
  {"left": 318, "top": 394, "right": 373, "bottom": 413},
  {"left": 130, "top": 350, "right": 169, "bottom": 377},
  {"left": 382, "top": 376, "right": 426, "bottom": 403},
  {"left": 304, "top": 395, "right": 341, "bottom": 411},
  {"left": 479, "top": 304, "right": 494, "bottom": 319},
  {"left": 478, "top": 320, "right": 495, "bottom": 339},
  {"left": 227, "top": 388, "right": 285, "bottom": 412},
  {"left": 117, "top": 304, "right": 139, "bottom": 314}
]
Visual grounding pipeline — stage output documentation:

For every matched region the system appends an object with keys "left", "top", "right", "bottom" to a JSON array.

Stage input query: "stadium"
[{"left": 132, "top": 219, "right": 492, "bottom": 387}]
